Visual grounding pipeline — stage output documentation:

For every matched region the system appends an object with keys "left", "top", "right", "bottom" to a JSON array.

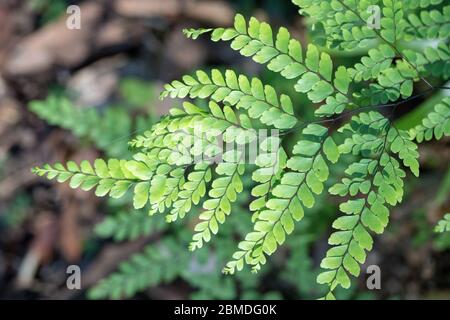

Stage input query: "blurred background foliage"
[{"left": 0, "top": 0, "right": 448, "bottom": 300}]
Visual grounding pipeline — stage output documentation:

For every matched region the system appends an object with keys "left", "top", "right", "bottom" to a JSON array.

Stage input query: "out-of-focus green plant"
[
  {"left": 119, "top": 78, "right": 157, "bottom": 110},
  {"left": 29, "top": 80, "right": 155, "bottom": 157},
  {"left": 0, "top": 194, "right": 31, "bottom": 230},
  {"left": 28, "top": 0, "right": 67, "bottom": 25},
  {"left": 89, "top": 185, "right": 285, "bottom": 300},
  {"left": 435, "top": 214, "right": 450, "bottom": 233}
]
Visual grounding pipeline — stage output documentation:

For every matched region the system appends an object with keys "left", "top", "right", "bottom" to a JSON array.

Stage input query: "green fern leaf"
[
  {"left": 435, "top": 214, "right": 450, "bottom": 233},
  {"left": 348, "top": 45, "right": 396, "bottom": 82},
  {"left": 381, "top": 0, "right": 407, "bottom": 44},
  {"left": 223, "top": 124, "right": 336, "bottom": 274},
  {"left": 161, "top": 69, "right": 298, "bottom": 129},
  {"left": 410, "top": 96, "right": 450, "bottom": 142},
  {"left": 188, "top": 14, "right": 353, "bottom": 116},
  {"left": 190, "top": 158, "right": 246, "bottom": 251},
  {"left": 293, "top": 0, "right": 382, "bottom": 49},
  {"left": 404, "top": 43, "right": 450, "bottom": 79},
  {"left": 167, "top": 163, "right": 212, "bottom": 222},
  {"left": 32, "top": 158, "right": 155, "bottom": 200},
  {"left": 405, "top": 5, "right": 450, "bottom": 40}
]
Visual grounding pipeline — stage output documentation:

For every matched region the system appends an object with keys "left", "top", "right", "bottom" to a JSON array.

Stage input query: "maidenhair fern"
[
  {"left": 33, "top": 0, "right": 450, "bottom": 299},
  {"left": 410, "top": 96, "right": 450, "bottom": 142}
]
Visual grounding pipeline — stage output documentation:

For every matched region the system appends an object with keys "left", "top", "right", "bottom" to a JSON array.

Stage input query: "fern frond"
[
  {"left": 209, "top": 14, "right": 308, "bottom": 81},
  {"left": 250, "top": 137, "right": 287, "bottom": 222},
  {"left": 32, "top": 3, "right": 450, "bottom": 299},
  {"left": 190, "top": 157, "right": 246, "bottom": 251},
  {"left": 185, "top": 15, "right": 353, "bottom": 116},
  {"left": 388, "top": 127, "right": 420, "bottom": 177},
  {"left": 129, "top": 127, "right": 203, "bottom": 166},
  {"left": 404, "top": 43, "right": 450, "bottom": 79},
  {"left": 295, "top": 0, "right": 412, "bottom": 51},
  {"left": 32, "top": 158, "right": 155, "bottom": 201},
  {"left": 410, "top": 96, "right": 450, "bottom": 142},
  {"left": 338, "top": 112, "right": 419, "bottom": 178},
  {"left": 32, "top": 155, "right": 190, "bottom": 216},
  {"left": 348, "top": 45, "right": 396, "bottom": 82},
  {"left": 381, "top": 0, "right": 408, "bottom": 44},
  {"left": 167, "top": 163, "right": 212, "bottom": 222},
  {"left": 224, "top": 124, "right": 339, "bottom": 274},
  {"left": 358, "top": 60, "right": 418, "bottom": 105},
  {"left": 405, "top": 5, "right": 450, "bottom": 40},
  {"left": 148, "top": 167, "right": 185, "bottom": 215},
  {"left": 132, "top": 101, "right": 255, "bottom": 149},
  {"left": 183, "top": 28, "right": 213, "bottom": 39},
  {"left": 293, "top": 0, "right": 381, "bottom": 49},
  {"left": 161, "top": 69, "right": 298, "bottom": 129},
  {"left": 318, "top": 114, "right": 407, "bottom": 298},
  {"left": 435, "top": 213, "right": 450, "bottom": 233},
  {"left": 338, "top": 111, "right": 390, "bottom": 156}
]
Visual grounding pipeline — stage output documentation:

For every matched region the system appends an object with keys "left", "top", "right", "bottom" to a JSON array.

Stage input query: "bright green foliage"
[
  {"left": 167, "top": 163, "right": 212, "bottom": 223},
  {"left": 388, "top": 128, "right": 420, "bottom": 177},
  {"left": 32, "top": 157, "right": 155, "bottom": 203},
  {"left": 410, "top": 97, "right": 450, "bottom": 142},
  {"left": 348, "top": 45, "right": 396, "bottom": 82},
  {"left": 183, "top": 28, "right": 213, "bottom": 40},
  {"left": 359, "top": 60, "right": 418, "bottom": 105},
  {"left": 187, "top": 14, "right": 353, "bottom": 117},
  {"left": 33, "top": 0, "right": 450, "bottom": 299},
  {"left": 338, "top": 111, "right": 419, "bottom": 176},
  {"left": 129, "top": 100, "right": 256, "bottom": 161},
  {"left": 223, "top": 124, "right": 338, "bottom": 274},
  {"left": 404, "top": 43, "right": 450, "bottom": 79},
  {"left": 293, "top": 0, "right": 381, "bottom": 49},
  {"left": 208, "top": 15, "right": 310, "bottom": 81},
  {"left": 405, "top": 5, "right": 450, "bottom": 40},
  {"left": 381, "top": 0, "right": 408, "bottom": 44},
  {"left": 189, "top": 161, "right": 245, "bottom": 251},
  {"left": 147, "top": 167, "right": 185, "bottom": 215},
  {"left": 318, "top": 112, "right": 413, "bottom": 298},
  {"left": 435, "top": 214, "right": 450, "bottom": 233},
  {"left": 249, "top": 137, "right": 287, "bottom": 222},
  {"left": 161, "top": 69, "right": 298, "bottom": 129}
]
